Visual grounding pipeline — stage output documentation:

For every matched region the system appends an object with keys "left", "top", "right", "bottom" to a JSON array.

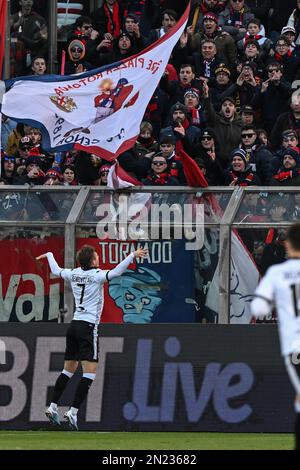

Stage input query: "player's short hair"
[
  {"left": 76, "top": 245, "right": 96, "bottom": 270},
  {"left": 286, "top": 224, "right": 300, "bottom": 251}
]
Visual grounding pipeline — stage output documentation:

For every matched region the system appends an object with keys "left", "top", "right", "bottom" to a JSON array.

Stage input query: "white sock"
[
  {"left": 50, "top": 402, "right": 58, "bottom": 411},
  {"left": 70, "top": 407, "right": 78, "bottom": 416},
  {"left": 83, "top": 373, "right": 96, "bottom": 381},
  {"left": 62, "top": 369, "right": 74, "bottom": 378}
]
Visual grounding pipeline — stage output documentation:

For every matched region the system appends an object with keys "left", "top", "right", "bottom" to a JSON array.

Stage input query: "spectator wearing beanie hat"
[
  {"left": 13, "top": 155, "right": 45, "bottom": 185},
  {"left": 240, "top": 105, "right": 255, "bottom": 125},
  {"left": 223, "top": 148, "right": 261, "bottom": 186},
  {"left": 189, "top": 128, "right": 225, "bottom": 185},
  {"left": 44, "top": 167, "right": 63, "bottom": 184},
  {"left": 220, "top": 61, "right": 260, "bottom": 112},
  {"left": 281, "top": 26, "right": 298, "bottom": 54},
  {"left": 25, "top": 147, "right": 52, "bottom": 173},
  {"left": 269, "top": 129, "right": 299, "bottom": 175},
  {"left": 157, "top": 130, "right": 186, "bottom": 184},
  {"left": 271, "top": 147, "right": 300, "bottom": 185},
  {"left": 210, "top": 63, "right": 232, "bottom": 110},
  {"left": 165, "top": 101, "right": 202, "bottom": 148},
  {"left": 134, "top": 121, "right": 159, "bottom": 160},
  {"left": 65, "top": 38, "right": 93, "bottom": 74},
  {"left": 189, "top": 0, "right": 226, "bottom": 33},
  {"left": 94, "top": 164, "right": 111, "bottom": 186},
  {"left": 14, "top": 136, "right": 34, "bottom": 170},
  {"left": 189, "top": 12, "right": 237, "bottom": 66}
]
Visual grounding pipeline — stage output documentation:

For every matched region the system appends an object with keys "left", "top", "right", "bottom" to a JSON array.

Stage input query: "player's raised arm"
[
  {"left": 106, "top": 248, "right": 148, "bottom": 281},
  {"left": 134, "top": 248, "right": 148, "bottom": 259},
  {"left": 36, "top": 251, "right": 63, "bottom": 277}
]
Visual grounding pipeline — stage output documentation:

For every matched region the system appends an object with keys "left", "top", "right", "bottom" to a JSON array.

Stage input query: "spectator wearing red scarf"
[
  {"left": 142, "top": 153, "right": 180, "bottom": 185},
  {"left": 92, "top": 0, "right": 124, "bottom": 39},
  {"left": 270, "top": 35, "right": 300, "bottom": 83},
  {"left": 219, "top": 0, "right": 254, "bottom": 40}
]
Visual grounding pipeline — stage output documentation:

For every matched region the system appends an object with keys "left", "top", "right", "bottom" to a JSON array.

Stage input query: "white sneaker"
[
  {"left": 64, "top": 409, "right": 78, "bottom": 431},
  {"left": 45, "top": 407, "right": 60, "bottom": 426}
]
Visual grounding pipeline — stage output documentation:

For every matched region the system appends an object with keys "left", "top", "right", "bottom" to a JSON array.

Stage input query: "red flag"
[
  {"left": 177, "top": 148, "right": 222, "bottom": 216},
  {"left": 0, "top": 0, "right": 7, "bottom": 78},
  {"left": 108, "top": 160, "right": 142, "bottom": 188},
  {"left": 177, "top": 148, "right": 208, "bottom": 188}
]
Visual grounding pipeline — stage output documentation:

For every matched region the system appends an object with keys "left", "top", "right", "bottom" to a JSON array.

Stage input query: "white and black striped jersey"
[
  {"left": 61, "top": 267, "right": 108, "bottom": 325},
  {"left": 45, "top": 251, "right": 136, "bottom": 325},
  {"left": 251, "top": 259, "right": 300, "bottom": 356}
]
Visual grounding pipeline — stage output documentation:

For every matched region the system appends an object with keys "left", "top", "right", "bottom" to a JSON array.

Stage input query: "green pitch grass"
[{"left": 0, "top": 431, "right": 294, "bottom": 450}]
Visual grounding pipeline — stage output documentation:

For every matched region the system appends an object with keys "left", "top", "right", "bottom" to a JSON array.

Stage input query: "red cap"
[{"left": 203, "top": 13, "right": 218, "bottom": 24}]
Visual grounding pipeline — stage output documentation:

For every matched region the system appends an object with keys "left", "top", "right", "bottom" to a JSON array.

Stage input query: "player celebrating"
[
  {"left": 251, "top": 223, "right": 300, "bottom": 450},
  {"left": 36, "top": 245, "right": 148, "bottom": 430}
]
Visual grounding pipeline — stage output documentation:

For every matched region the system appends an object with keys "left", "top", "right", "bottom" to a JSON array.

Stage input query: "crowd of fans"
[
  {"left": 2, "top": 0, "right": 300, "bottom": 194},
  {"left": 4, "top": 1, "right": 300, "bottom": 323}
]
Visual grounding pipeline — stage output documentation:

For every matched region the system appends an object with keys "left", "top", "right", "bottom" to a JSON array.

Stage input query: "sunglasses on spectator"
[
  {"left": 100, "top": 171, "right": 109, "bottom": 175},
  {"left": 242, "top": 133, "right": 255, "bottom": 138},
  {"left": 232, "top": 0, "right": 243, "bottom": 3},
  {"left": 4, "top": 156, "right": 15, "bottom": 162},
  {"left": 276, "top": 43, "right": 288, "bottom": 48},
  {"left": 201, "top": 136, "right": 212, "bottom": 141},
  {"left": 83, "top": 25, "right": 92, "bottom": 30},
  {"left": 268, "top": 68, "right": 279, "bottom": 73},
  {"left": 71, "top": 47, "right": 83, "bottom": 53},
  {"left": 152, "top": 161, "right": 166, "bottom": 166}
]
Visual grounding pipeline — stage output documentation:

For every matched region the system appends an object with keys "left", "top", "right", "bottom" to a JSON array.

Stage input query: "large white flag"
[
  {"left": 1, "top": 3, "right": 190, "bottom": 160},
  {"left": 205, "top": 230, "right": 260, "bottom": 324}
]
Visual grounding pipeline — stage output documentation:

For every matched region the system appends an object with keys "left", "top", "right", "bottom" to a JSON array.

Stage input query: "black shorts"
[{"left": 65, "top": 320, "right": 99, "bottom": 362}]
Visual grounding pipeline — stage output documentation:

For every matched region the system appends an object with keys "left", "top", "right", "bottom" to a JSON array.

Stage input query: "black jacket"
[
  {"left": 118, "top": 150, "right": 151, "bottom": 180},
  {"left": 252, "top": 79, "right": 292, "bottom": 132},
  {"left": 242, "top": 144, "right": 274, "bottom": 184}
]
